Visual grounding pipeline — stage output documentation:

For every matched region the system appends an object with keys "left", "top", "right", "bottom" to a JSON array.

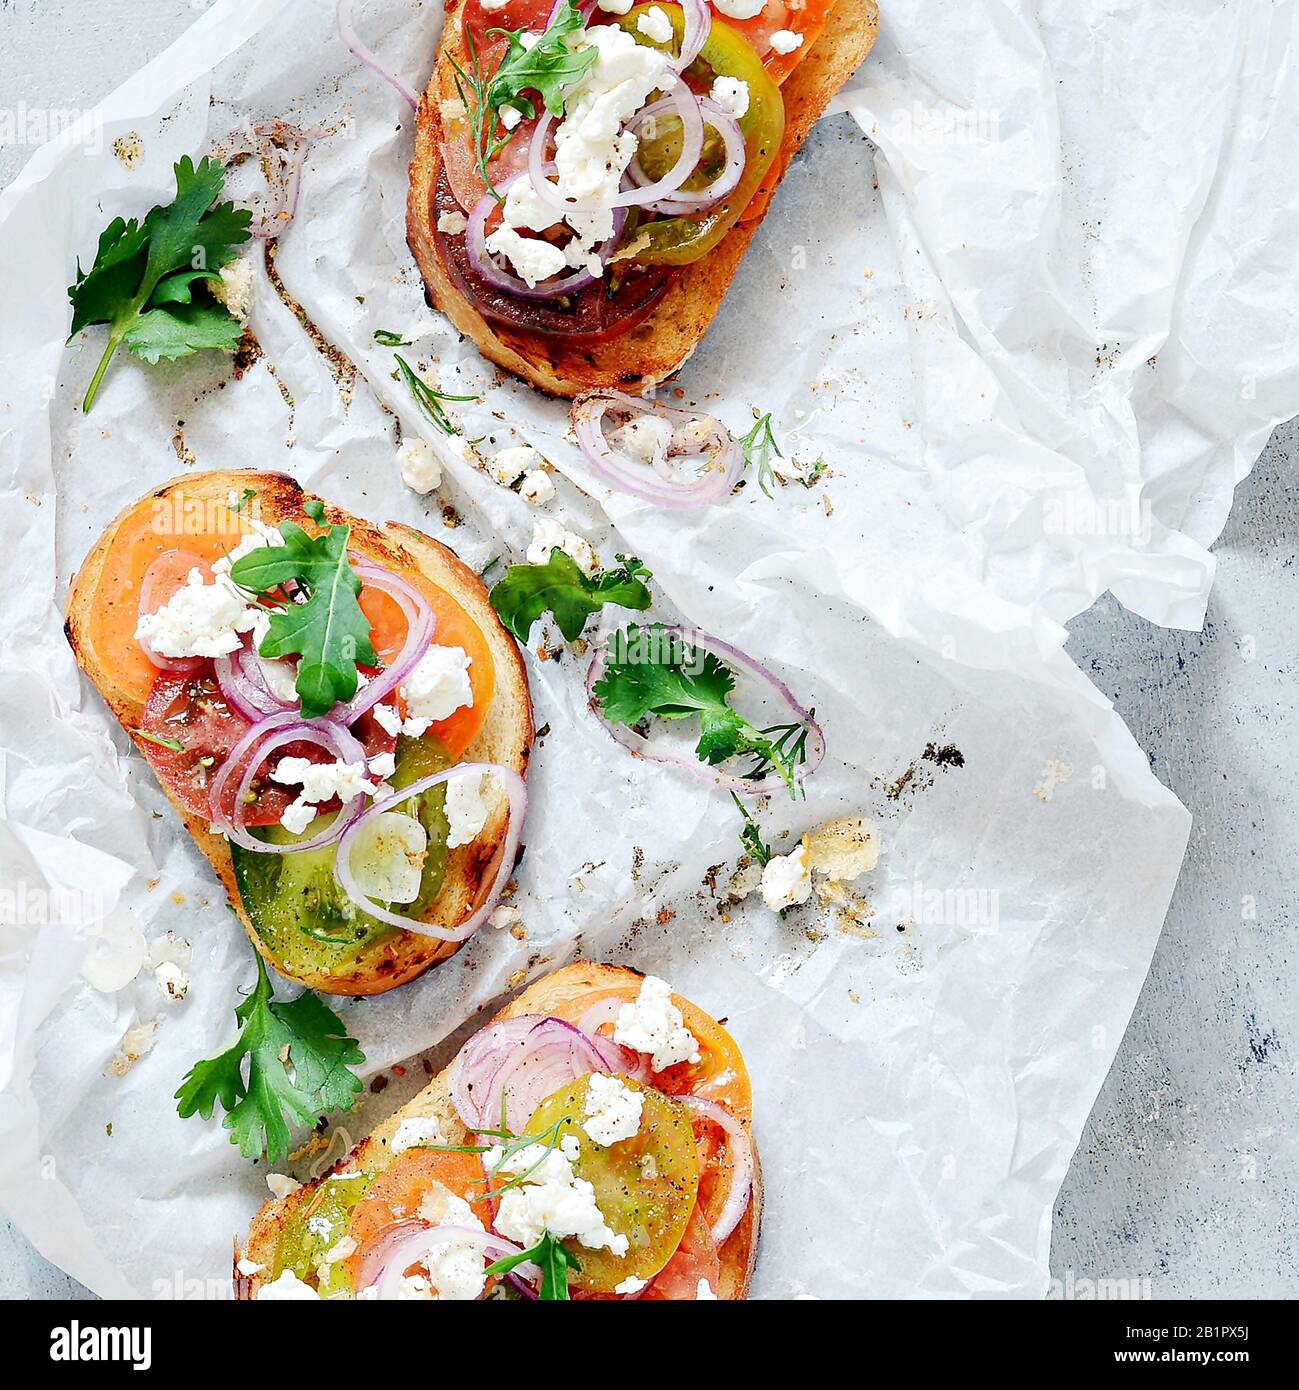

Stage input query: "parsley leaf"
[
  {"left": 483, "top": 1231, "right": 581, "bottom": 1301},
  {"left": 739, "top": 412, "right": 782, "bottom": 499},
  {"left": 489, "top": 550, "right": 652, "bottom": 643},
  {"left": 592, "top": 624, "right": 810, "bottom": 794},
  {"left": 229, "top": 506, "right": 376, "bottom": 718},
  {"left": 174, "top": 954, "right": 364, "bottom": 1164},
  {"left": 69, "top": 155, "right": 252, "bottom": 412}
]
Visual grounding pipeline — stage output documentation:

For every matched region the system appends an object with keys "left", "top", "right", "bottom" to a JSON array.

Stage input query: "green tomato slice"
[
  {"left": 525, "top": 1073, "right": 700, "bottom": 1293},
  {"left": 274, "top": 1171, "right": 371, "bottom": 1292},
  {"left": 615, "top": 5, "right": 785, "bottom": 266}
]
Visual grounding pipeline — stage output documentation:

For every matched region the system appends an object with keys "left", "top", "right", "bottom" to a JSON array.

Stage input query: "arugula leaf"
[
  {"left": 483, "top": 1231, "right": 581, "bottom": 1300},
  {"left": 69, "top": 155, "right": 252, "bottom": 412},
  {"left": 489, "top": 550, "right": 652, "bottom": 643},
  {"left": 739, "top": 412, "right": 782, "bottom": 499},
  {"left": 229, "top": 510, "right": 376, "bottom": 718},
  {"left": 174, "top": 954, "right": 364, "bottom": 1164},
  {"left": 450, "top": 0, "right": 596, "bottom": 200},
  {"left": 592, "top": 624, "right": 809, "bottom": 794}
]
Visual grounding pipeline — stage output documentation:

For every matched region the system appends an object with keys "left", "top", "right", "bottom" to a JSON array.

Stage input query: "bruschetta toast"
[
  {"left": 65, "top": 471, "right": 532, "bottom": 995},
  {"left": 238, "top": 962, "right": 760, "bottom": 1300},
  {"left": 407, "top": 0, "right": 880, "bottom": 398}
]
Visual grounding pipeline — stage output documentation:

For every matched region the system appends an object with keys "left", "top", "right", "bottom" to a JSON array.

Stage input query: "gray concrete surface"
[{"left": 2, "top": 0, "right": 1295, "bottom": 1300}]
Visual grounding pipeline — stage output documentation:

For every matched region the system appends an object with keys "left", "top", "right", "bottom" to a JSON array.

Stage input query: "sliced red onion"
[
  {"left": 628, "top": 99, "right": 745, "bottom": 214},
  {"left": 585, "top": 625, "right": 826, "bottom": 797},
  {"left": 448, "top": 1015, "right": 546, "bottom": 1133},
  {"left": 136, "top": 552, "right": 207, "bottom": 674},
  {"left": 526, "top": 79, "right": 704, "bottom": 215},
  {"left": 336, "top": 0, "right": 418, "bottom": 111},
  {"left": 672, "top": 0, "right": 712, "bottom": 72},
  {"left": 208, "top": 711, "right": 368, "bottom": 852},
  {"left": 214, "top": 637, "right": 291, "bottom": 720},
  {"left": 334, "top": 763, "right": 526, "bottom": 941},
  {"left": 680, "top": 1096, "right": 754, "bottom": 1246},
  {"left": 463, "top": 170, "right": 626, "bottom": 301},
  {"left": 334, "top": 560, "right": 434, "bottom": 723},
  {"left": 353, "top": 1219, "right": 534, "bottom": 1299},
  {"left": 571, "top": 390, "right": 744, "bottom": 508}
]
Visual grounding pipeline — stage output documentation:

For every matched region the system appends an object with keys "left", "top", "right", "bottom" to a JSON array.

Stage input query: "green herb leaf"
[
  {"left": 482, "top": 1231, "right": 581, "bottom": 1300},
  {"left": 229, "top": 513, "right": 376, "bottom": 718},
  {"left": 739, "top": 412, "right": 782, "bottom": 499},
  {"left": 373, "top": 328, "right": 412, "bottom": 346},
  {"left": 489, "top": 550, "right": 652, "bottom": 643},
  {"left": 592, "top": 624, "right": 809, "bottom": 794},
  {"left": 69, "top": 155, "right": 252, "bottom": 412},
  {"left": 732, "top": 791, "right": 772, "bottom": 866},
  {"left": 394, "top": 354, "right": 476, "bottom": 435},
  {"left": 174, "top": 954, "right": 364, "bottom": 1165},
  {"left": 131, "top": 728, "right": 184, "bottom": 753}
]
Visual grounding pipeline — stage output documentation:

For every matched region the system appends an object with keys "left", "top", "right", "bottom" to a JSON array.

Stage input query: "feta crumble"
[
  {"left": 212, "top": 257, "right": 255, "bottom": 323},
  {"left": 484, "top": 224, "right": 568, "bottom": 288},
  {"left": 488, "top": 1135, "right": 628, "bottom": 1255},
  {"left": 527, "top": 516, "right": 598, "bottom": 576},
  {"left": 696, "top": 1278, "right": 718, "bottom": 1299},
  {"left": 713, "top": 0, "right": 766, "bottom": 16},
  {"left": 613, "top": 975, "right": 701, "bottom": 1071},
  {"left": 490, "top": 443, "right": 539, "bottom": 486},
  {"left": 637, "top": 5, "right": 673, "bottom": 42},
  {"left": 398, "top": 437, "right": 443, "bottom": 493},
  {"left": 436, "top": 209, "right": 468, "bottom": 235},
  {"left": 581, "top": 1073, "right": 644, "bottom": 1147},
  {"left": 614, "top": 1274, "right": 648, "bottom": 1294},
  {"left": 400, "top": 644, "right": 474, "bottom": 732},
  {"left": 257, "top": 1269, "right": 321, "bottom": 1300},
  {"left": 391, "top": 1113, "right": 448, "bottom": 1154},
  {"left": 135, "top": 567, "right": 261, "bottom": 659},
  {"left": 519, "top": 469, "right": 555, "bottom": 506},
  {"left": 769, "top": 29, "right": 804, "bottom": 54},
  {"left": 710, "top": 76, "right": 750, "bottom": 119},
  {"left": 446, "top": 773, "right": 490, "bottom": 849},
  {"left": 760, "top": 842, "right": 813, "bottom": 910}
]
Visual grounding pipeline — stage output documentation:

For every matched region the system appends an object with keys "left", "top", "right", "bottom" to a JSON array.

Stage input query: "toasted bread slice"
[
  {"left": 238, "top": 962, "right": 761, "bottom": 1299},
  {"left": 407, "top": 1, "right": 880, "bottom": 398},
  {"left": 65, "top": 471, "right": 532, "bottom": 995}
]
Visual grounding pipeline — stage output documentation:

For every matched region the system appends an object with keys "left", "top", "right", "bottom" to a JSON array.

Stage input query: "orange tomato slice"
[
  {"left": 640, "top": 1206, "right": 722, "bottom": 1299},
  {"left": 547, "top": 983, "right": 752, "bottom": 1122}
]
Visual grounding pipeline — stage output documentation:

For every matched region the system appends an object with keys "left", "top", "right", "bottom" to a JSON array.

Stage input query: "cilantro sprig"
[
  {"left": 174, "top": 953, "right": 365, "bottom": 1165},
  {"left": 228, "top": 499, "right": 375, "bottom": 718},
  {"left": 69, "top": 155, "right": 252, "bottom": 413},
  {"left": 489, "top": 549, "right": 652, "bottom": 642},
  {"left": 592, "top": 624, "right": 811, "bottom": 795},
  {"left": 450, "top": 0, "right": 597, "bottom": 201}
]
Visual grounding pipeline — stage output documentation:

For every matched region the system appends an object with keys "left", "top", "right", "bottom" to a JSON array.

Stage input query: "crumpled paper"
[{"left": 2, "top": 0, "right": 1291, "bottom": 1299}]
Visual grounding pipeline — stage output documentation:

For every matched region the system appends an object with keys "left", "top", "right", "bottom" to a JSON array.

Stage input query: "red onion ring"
[
  {"left": 680, "top": 1096, "right": 754, "bottom": 1246},
  {"left": 628, "top": 98, "right": 745, "bottom": 213},
  {"left": 336, "top": 0, "right": 418, "bottom": 110},
  {"left": 671, "top": 0, "right": 712, "bottom": 72},
  {"left": 353, "top": 1219, "right": 534, "bottom": 1299},
  {"left": 576, "top": 996, "right": 653, "bottom": 1081},
  {"left": 585, "top": 625, "right": 826, "bottom": 797},
  {"left": 571, "top": 390, "right": 744, "bottom": 508},
  {"left": 334, "top": 763, "right": 526, "bottom": 941},
  {"left": 336, "top": 560, "right": 435, "bottom": 723},
  {"left": 464, "top": 170, "right": 627, "bottom": 301},
  {"left": 209, "top": 711, "right": 368, "bottom": 852},
  {"left": 214, "top": 636, "right": 292, "bottom": 721},
  {"left": 448, "top": 1016, "right": 546, "bottom": 1132},
  {"left": 526, "top": 78, "right": 704, "bottom": 215}
]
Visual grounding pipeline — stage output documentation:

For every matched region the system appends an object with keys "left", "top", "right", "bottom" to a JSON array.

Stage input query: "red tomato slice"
[
  {"left": 721, "top": 0, "right": 789, "bottom": 59},
  {"left": 642, "top": 1206, "right": 722, "bottom": 1299},
  {"left": 461, "top": 0, "right": 553, "bottom": 52}
]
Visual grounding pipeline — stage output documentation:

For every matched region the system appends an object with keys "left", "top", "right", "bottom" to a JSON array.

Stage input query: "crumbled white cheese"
[
  {"left": 519, "top": 469, "right": 555, "bottom": 506},
  {"left": 279, "top": 799, "right": 318, "bottom": 836},
  {"left": 489, "top": 904, "right": 523, "bottom": 932},
  {"left": 368, "top": 752, "right": 397, "bottom": 779},
  {"left": 613, "top": 975, "right": 701, "bottom": 1071},
  {"left": 527, "top": 516, "right": 599, "bottom": 576},
  {"left": 712, "top": 0, "right": 766, "bottom": 16},
  {"left": 769, "top": 29, "right": 804, "bottom": 54},
  {"left": 235, "top": 1258, "right": 264, "bottom": 1276},
  {"left": 710, "top": 75, "right": 750, "bottom": 119},
  {"left": 154, "top": 959, "right": 189, "bottom": 1003},
  {"left": 489, "top": 443, "right": 539, "bottom": 486},
  {"left": 479, "top": 0, "right": 509, "bottom": 9},
  {"left": 400, "top": 644, "right": 474, "bottom": 732},
  {"left": 256, "top": 1269, "right": 321, "bottom": 1300},
  {"left": 484, "top": 223, "right": 568, "bottom": 288},
  {"left": 499, "top": 105, "right": 523, "bottom": 130},
  {"left": 373, "top": 703, "right": 403, "bottom": 738},
  {"left": 637, "top": 5, "right": 673, "bottom": 42},
  {"left": 212, "top": 257, "right": 255, "bottom": 323},
  {"left": 614, "top": 1274, "right": 648, "bottom": 1294},
  {"left": 596, "top": 0, "right": 633, "bottom": 11},
  {"left": 392, "top": 1113, "right": 448, "bottom": 1154},
  {"left": 210, "top": 518, "right": 284, "bottom": 576},
  {"left": 581, "top": 1073, "right": 644, "bottom": 1147},
  {"left": 760, "top": 842, "right": 813, "bottom": 911},
  {"left": 398, "top": 437, "right": 443, "bottom": 493},
  {"left": 445, "top": 773, "right": 489, "bottom": 849},
  {"left": 696, "top": 1278, "right": 718, "bottom": 1299},
  {"left": 616, "top": 414, "right": 672, "bottom": 464},
  {"left": 436, "top": 209, "right": 468, "bottom": 235},
  {"left": 489, "top": 1136, "right": 628, "bottom": 1255},
  {"left": 266, "top": 1173, "right": 301, "bottom": 1200},
  {"left": 347, "top": 810, "right": 427, "bottom": 904},
  {"left": 275, "top": 756, "right": 371, "bottom": 841},
  {"left": 135, "top": 567, "right": 261, "bottom": 659}
]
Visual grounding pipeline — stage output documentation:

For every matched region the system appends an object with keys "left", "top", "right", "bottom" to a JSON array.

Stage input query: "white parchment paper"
[{"left": 1, "top": 0, "right": 1293, "bottom": 1299}]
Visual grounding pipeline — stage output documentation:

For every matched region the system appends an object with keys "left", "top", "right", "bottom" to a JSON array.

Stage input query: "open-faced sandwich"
[
  {"left": 408, "top": 0, "right": 880, "bottom": 397},
  {"left": 65, "top": 471, "right": 532, "bottom": 995},
  {"left": 238, "top": 962, "right": 759, "bottom": 1299}
]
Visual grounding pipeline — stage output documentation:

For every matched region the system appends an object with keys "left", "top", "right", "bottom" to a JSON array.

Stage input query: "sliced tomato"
[
  {"left": 461, "top": 0, "right": 552, "bottom": 51},
  {"left": 357, "top": 579, "right": 496, "bottom": 761},
  {"left": 344, "top": 1148, "right": 487, "bottom": 1287},
  {"left": 641, "top": 1205, "right": 722, "bottom": 1299},
  {"left": 548, "top": 982, "right": 752, "bottom": 1121}
]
